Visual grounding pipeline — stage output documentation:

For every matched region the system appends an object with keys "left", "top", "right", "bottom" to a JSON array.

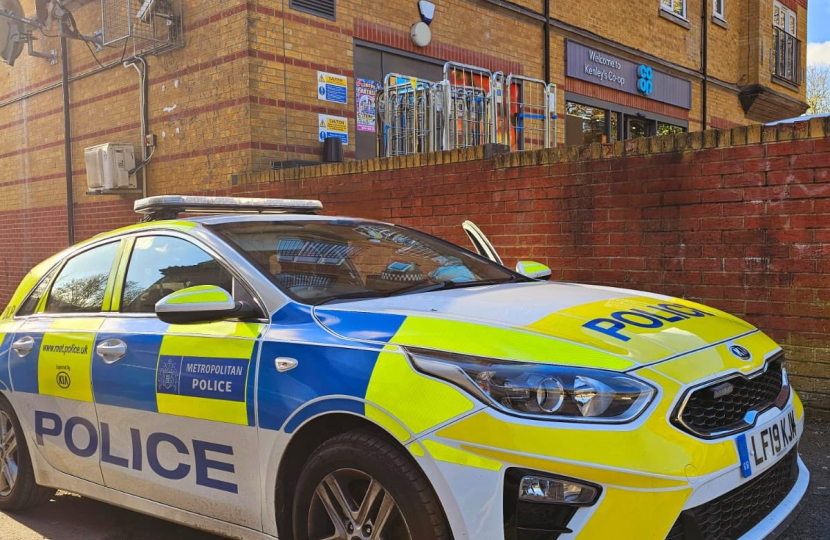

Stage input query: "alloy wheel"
[
  {"left": 307, "top": 468, "right": 412, "bottom": 540},
  {"left": 0, "top": 411, "right": 18, "bottom": 497}
]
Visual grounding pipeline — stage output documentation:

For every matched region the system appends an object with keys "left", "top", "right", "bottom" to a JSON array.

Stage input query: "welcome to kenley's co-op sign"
[{"left": 566, "top": 40, "right": 692, "bottom": 110}]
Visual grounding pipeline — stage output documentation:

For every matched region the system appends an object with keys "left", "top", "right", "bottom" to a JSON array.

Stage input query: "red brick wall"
[{"left": 1, "top": 120, "right": 828, "bottom": 415}]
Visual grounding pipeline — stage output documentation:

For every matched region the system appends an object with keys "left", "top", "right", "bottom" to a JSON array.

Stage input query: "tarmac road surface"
[{"left": 0, "top": 420, "right": 827, "bottom": 540}]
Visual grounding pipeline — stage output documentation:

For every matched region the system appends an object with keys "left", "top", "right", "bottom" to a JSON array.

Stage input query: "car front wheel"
[
  {"left": 292, "top": 430, "right": 450, "bottom": 540},
  {"left": 0, "top": 397, "right": 55, "bottom": 511}
]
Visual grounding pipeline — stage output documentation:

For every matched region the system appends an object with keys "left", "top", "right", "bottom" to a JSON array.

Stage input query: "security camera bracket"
[{"left": 0, "top": 8, "right": 57, "bottom": 63}]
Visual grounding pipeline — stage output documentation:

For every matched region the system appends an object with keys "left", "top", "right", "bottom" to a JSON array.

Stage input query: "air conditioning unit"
[{"left": 85, "top": 143, "right": 136, "bottom": 191}]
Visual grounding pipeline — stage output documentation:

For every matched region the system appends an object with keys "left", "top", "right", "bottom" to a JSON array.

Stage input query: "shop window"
[
  {"left": 713, "top": 0, "right": 725, "bottom": 20},
  {"left": 658, "top": 122, "right": 686, "bottom": 135},
  {"left": 661, "top": 0, "right": 686, "bottom": 19},
  {"left": 565, "top": 103, "right": 607, "bottom": 146},
  {"left": 773, "top": 1, "right": 799, "bottom": 84},
  {"left": 290, "top": 0, "right": 336, "bottom": 20}
]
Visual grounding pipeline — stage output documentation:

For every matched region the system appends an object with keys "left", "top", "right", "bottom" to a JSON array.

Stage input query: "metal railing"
[
  {"left": 773, "top": 27, "right": 801, "bottom": 85},
  {"left": 376, "top": 62, "right": 558, "bottom": 156},
  {"left": 441, "top": 62, "right": 497, "bottom": 151},
  {"left": 377, "top": 74, "right": 436, "bottom": 157},
  {"left": 504, "top": 75, "right": 557, "bottom": 151}
]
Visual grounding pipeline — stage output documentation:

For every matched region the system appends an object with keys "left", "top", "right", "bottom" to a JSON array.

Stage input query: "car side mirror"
[
  {"left": 515, "top": 261, "right": 552, "bottom": 281},
  {"left": 155, "top": 285, "right": 256, "bottom": 324}
]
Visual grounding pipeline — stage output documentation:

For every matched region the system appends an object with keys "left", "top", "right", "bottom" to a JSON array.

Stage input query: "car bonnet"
[{"left": 313, "top": 281, "right": 758, "bottom": 371}]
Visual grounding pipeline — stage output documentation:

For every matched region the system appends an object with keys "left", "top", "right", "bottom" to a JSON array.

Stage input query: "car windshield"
[{"left": 211, "top": 219, "right": 525, "bottom": 305}]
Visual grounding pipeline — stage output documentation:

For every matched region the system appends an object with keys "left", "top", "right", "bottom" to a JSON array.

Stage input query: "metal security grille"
[
  {"left": 290, "top": 0, "right": 336, "bottom": 20},
  {"left": 101, "top": 0, "right": 184, "bottom": 56}
]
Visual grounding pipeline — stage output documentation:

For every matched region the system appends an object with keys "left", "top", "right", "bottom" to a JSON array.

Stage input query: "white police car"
[{"left": 0, "top": 196, "right": 808, "bottom": 540}]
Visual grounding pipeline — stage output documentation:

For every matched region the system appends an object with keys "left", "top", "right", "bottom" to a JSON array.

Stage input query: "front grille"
[
  {"left": 665, "top": 450, "right": 798, "bottom": 540},
  {"left": 674, "top": 356, "right": 785, "bottom": 438}
]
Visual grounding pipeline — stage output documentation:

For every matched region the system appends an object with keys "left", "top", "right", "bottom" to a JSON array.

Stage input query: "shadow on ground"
[
  {"left": 0, "top": 490, "right": 221, "bottom": 540},
  {"left": 0, "top": 420, "right": 827, "bottom": 540},
  {"left": 780, "top": 419, "right": 829, "bottom": 540}
]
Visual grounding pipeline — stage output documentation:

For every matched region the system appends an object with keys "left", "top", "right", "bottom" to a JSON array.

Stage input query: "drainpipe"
[
  {"left": 125, "top": 57, "right": 152, "bottom": 197},
  {"left": 544, "top": 0, "right": 551, "bottom": 82},
  {"left": 60, "top": 28, "right": 74, "bottom": 245},
  {"left": 701, "top": 0, "right": 709, "bottom": 130}
]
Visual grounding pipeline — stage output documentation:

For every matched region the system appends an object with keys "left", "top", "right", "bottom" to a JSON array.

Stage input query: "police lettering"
[
  {"left": 34, "top": 411, "right": 238, "bottom": 494},
  {"left": 582, "top": 303, "right": 714, "bottom": 342},
  {"left": 192, "top": 378, "right": 232, "bottom": 393}
]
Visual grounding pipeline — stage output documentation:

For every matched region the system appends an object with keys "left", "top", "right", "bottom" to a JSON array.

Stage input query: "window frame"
[
  {"left": 661, "top": 0, "right": 687, "bottom": 20},
  {"left": 114, "top": 231, "right": 268, "bottom": 320},
  {"left": 713, "top": 0, "right": 725, "bottom": 21},
  {"left": 772, "top": 1, "right": 800, "bottom": 85},
  {"left": 773, "top": 1, "right": 796, "bottom": 36}
]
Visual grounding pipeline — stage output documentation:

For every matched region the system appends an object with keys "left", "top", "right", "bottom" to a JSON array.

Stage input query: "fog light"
[{"left": 519, "top": 476, "right": 598, "bottom": 506}]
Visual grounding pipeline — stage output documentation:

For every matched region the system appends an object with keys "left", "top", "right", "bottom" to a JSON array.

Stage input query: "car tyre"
[
  {"left": 0, "top": 396, "right": 55, "bottom": 511},
  {"left": 293, "top": 430, "right": 451, "bottom": 540}
]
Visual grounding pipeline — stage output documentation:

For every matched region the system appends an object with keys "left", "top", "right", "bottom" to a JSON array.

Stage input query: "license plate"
[{"left": 735, "top": 407, "right": 798, "bottom": 478}]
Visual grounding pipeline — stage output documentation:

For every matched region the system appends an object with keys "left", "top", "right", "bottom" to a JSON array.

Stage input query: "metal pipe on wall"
[
  {"left": 701, "top": 0, "right": 709, "bottom": 130},
  {"left": 544, "top": 0, "right": 551, "bottom": 83},
  {"left": 60, "top": 30, "right": 75, "bottom": 246}
]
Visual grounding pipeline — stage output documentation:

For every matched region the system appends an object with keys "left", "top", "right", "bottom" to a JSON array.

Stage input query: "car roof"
[{"left": 91, "top": 214, "right": 391, "bottom": 242}]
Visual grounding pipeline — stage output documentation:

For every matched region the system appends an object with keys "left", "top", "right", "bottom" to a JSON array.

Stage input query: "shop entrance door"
[{"left": 626, "top": 116, "right": 654, "bottom": 139}]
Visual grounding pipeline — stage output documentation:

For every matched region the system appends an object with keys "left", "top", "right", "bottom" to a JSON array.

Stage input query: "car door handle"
[
  {"left": 96, "top": 339, "right": 127, "bottom": 364},
  {"left": 11, "top": 337, "right": 35, "bottom": 357}
]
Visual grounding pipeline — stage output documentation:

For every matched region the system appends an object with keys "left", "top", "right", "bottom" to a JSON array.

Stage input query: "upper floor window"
[
  {"left": 773, "top": 1, "right": 800, "bottom": 84},
  {"left": 661, "top": 0, "right": 686, "bottom": 19},
  {"left": 713, "top": 0, "right": 725, "bottom": 20},
  {"left": 773, "top": 2, "right": 797, "bottom": 36}
]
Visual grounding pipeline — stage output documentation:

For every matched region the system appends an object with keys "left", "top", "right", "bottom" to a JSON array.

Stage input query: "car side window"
[
  {"left": 44, "top": 242, "right": 120, "bottom": 314},
  {"left": 121, "top": 236, "right": 234, "bottom": 313},
  {"left": 16, "top": 267, "right": 58, "bottom": 317}
]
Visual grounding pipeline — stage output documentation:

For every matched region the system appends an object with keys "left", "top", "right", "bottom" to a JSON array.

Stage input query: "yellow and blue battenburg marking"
[
  {"left": 257, "top": 305, "right": 396, "bottom": 432},
  {"left": 155, "top": 321, "right": 262, "bottom": 426},
  {"left": 0, "top": 328, "right": 13, "bottom": 390}
]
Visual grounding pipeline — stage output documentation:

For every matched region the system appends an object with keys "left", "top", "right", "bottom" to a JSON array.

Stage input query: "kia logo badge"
[{"left": 729, "top": 345, "right": 752, "bottom": 361}]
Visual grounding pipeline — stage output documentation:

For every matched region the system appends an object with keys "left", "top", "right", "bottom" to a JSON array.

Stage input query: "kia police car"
[{"left": 0, "top": 196, "right": 808, "bottom": 540}]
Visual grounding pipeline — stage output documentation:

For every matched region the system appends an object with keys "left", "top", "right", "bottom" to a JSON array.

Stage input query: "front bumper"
[{"left": 408, "top": 386, "right": 807, "bottom": 540}]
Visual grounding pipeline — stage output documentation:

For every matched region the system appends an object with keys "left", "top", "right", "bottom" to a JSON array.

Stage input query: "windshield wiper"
[
  {"left": 318, "top": 276, "right": 529, "bottom": 305},
  {"left": 389, "top": 276, "right": 527, "bottom": 297}
]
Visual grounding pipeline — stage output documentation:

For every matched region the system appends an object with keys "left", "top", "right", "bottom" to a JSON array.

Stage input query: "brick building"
[{"left": 0, "top": 0, "right": 810, "bottom": 211}]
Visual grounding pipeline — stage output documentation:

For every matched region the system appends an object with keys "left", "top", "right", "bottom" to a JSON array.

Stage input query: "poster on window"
[{"left": 355, "top": 78, "right": 381, "bottom": 133}]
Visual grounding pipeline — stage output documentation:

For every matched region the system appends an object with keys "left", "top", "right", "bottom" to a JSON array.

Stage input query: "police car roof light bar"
[{"left": 134, "top": 195, "right": 324, "bottom": 221}]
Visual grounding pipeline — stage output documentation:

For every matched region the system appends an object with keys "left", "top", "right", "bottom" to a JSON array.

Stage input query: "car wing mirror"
[
  {"left": 515, "top": 261, "right": 552, "bottom": 281},
  {"left": 155, "top": 285, "right": 255, "bottom": 324}
]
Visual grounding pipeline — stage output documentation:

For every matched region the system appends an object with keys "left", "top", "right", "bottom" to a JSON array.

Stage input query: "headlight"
[{"left": 406, "top": 347, "right": 656, "bottom": 423}]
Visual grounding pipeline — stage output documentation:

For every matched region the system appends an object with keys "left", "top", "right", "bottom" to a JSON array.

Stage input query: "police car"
[{"left": 0, "top": 196, "right": 808, "bottom": 540}]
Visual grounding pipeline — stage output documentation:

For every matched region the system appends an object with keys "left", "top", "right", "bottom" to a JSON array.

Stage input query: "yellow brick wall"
[{"left": 0, "top": 0, "right": 811, "bottom": 211}]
